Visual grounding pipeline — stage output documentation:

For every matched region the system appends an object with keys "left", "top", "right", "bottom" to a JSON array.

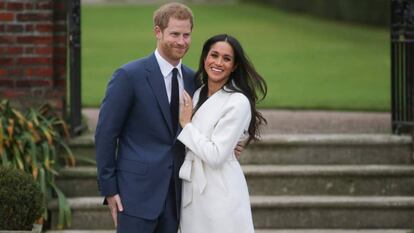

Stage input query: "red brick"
[
  {"left": 17, "top": 36, "right": 53, "bottom": 44},
  {"left": 0, "top": 13, "right": 14, "bottom": 21},
  {"left": 0, "top": 35, "right": 15, "bottom": 43},
  {"left": 0, "top": 90, "right": 21, "bottom": 98},
  {"left": 53, "top": 48, "right": 67, "bottom": 58},
  {"left": 0, "top": 58, "right": 14, "bottom": 65},
  {"left": 25, "top": 3, "right": 34, "bottom": 10},
  {"left": 17, "top": 13, "right": 52, "bottom": 22},
  {"left": 8, "top": 69, "right": 23, "bottom": 76},
  {"left": 36, "top": 2, "right": 53, "bottom": 10},
  {"left": 16, "top": 79, "right": 52, "bottom": 88},
  {"left": 25, "top": 67, "right": 53, "bottom": 77},
  {"left": 55, "top": 11, "right": 66, "bottom": 21},
  {"left": 35, "top": 47, "right": 53, "bottom": 55},
  {"left": 55, "top": 65, "right": 66, "bottom": 76},
  {"left": 36, "top": 24, "right": 53, "bottom": 32},
  {"left": 0, "top": 79, "right": 14, "bottom": 88},
  {"left": 55, "top": 35, "right": 66, "bottom": 44},
  {"left": 0, "top": 25, "right": 4, "bottom": 32},
  {"left": 7, "top": 47, "right": 23, "bottom": 54},
  {"left": 55, "top": 79, "right": 66, "bottom": 88},
  {"left": 6, "top": 24, "right": 24, "bottom": 33},
  {"left": 18, "top": 57, "right": 52, "bottom": 65},
  {"left": 25, "top": 24, "right": 34, "bottom": 32},
  {"left": 54, "top": 57, "right": 66, "bottom": 66},
  {"left": 54, "top": 2, "right": 67, "bottom": 12},
  {"left": 7, "top": 3, "right": 24, "bottom": 11},
  {"left": 25, "top": 47, "right": 34, "bottom": 54},
  {"left": 0, "top": 69, "right": 6, "bottom": 76},
  {"left": 53, "top": 24, "right": 66, "bottom": 33},
  {"left": 0, "top": 2, "right": 5, "bottom": 9}
]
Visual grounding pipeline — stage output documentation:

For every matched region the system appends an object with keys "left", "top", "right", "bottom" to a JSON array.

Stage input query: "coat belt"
[{"left": 179, "top": 152, "right": 207, "bottom": 207}]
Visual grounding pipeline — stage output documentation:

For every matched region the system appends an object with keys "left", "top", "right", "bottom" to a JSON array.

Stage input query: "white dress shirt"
[{"left": 154, "top": 49, "right": 185, "bottom": 103}]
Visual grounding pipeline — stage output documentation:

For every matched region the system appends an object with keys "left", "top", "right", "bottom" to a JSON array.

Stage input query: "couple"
[{"left": 95, "top": 2, "right": 267, "bottom": 233}]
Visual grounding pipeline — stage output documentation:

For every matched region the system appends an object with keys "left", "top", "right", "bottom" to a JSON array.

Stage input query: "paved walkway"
[{"left": 83, "top": 108, "right": 391, "bottom": 135}]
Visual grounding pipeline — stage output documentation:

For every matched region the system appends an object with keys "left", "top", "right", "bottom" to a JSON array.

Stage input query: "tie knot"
[{"left": 172, "top": 68, "right": 178, "bottom": 77}]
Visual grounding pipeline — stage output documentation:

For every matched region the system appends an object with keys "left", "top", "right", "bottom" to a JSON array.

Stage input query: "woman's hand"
[{"left": 180, "top": 90, "right": 193, "bottom": 128}]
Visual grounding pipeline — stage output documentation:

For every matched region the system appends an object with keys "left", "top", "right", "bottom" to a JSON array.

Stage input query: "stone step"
[
  {"left": 57, "top": 165, "right": 414, "bottom": 197},
  {"left": 241, "top": 134, "right": 412, "bottom": 165},
  {"left": 69, "top": 134, "right": 412, "bottom": 165},
  {"left": 45, "top": 230, "right": 411, "bottom": 233},
  {"left": 48, "top": 196, "right": 414, "bottom": 229}
]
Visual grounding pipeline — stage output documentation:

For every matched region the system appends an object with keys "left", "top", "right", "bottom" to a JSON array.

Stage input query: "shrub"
[
  {"left": 0, "top": 166, "right": 44, "bottom": 230},
  {"left": 0, "top": 100, "right": 75, "bottom": 229}
]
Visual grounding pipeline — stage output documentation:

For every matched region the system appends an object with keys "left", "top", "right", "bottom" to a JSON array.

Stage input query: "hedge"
[{"left": 242, "top": 0, "right": 390, "bottom": 27}]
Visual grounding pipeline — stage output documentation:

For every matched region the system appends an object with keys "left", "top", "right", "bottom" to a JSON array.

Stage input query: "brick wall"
[{"left": 0, "top": 0, "right": 67, "bottom": 110}]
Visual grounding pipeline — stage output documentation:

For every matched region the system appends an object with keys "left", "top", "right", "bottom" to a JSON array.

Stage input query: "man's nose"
[{"left": 177, "top": 36, "right": 185, "bottom": 45}]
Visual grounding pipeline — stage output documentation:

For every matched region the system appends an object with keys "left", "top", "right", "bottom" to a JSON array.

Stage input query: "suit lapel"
[{"left": 145, "top": 54, "right": 174, "bottom": 136}]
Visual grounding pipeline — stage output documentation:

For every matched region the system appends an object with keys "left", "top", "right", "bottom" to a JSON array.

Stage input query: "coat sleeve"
[
  {"left": 95, "top": 68, "right": 134, "bottom": 197},
  {"left": 177, "top": 93, "right": 251, "bottom": 169}
]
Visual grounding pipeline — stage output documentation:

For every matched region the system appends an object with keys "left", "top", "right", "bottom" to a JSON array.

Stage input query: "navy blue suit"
[{"left": 95, "top": 53, "right": 195, "bottom": 231}]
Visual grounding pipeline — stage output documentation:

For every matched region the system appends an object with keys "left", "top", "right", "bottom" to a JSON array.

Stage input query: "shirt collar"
[{"left": 155, "top": 49, "right": 183, "bottom": 79}]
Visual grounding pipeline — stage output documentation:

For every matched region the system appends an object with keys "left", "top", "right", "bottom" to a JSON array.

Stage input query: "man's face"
[{"left": 155, "top": 18, "right": 192, "bottom": 66}]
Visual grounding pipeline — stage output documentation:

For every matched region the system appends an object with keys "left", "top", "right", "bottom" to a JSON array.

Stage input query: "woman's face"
[{"left": 204, "top": 41, "right": 236, "bottom": 86}]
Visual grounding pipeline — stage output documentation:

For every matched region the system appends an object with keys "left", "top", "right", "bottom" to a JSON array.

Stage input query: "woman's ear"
[{"left": 232, "top": 63, "right": 238, "bottom": 73}]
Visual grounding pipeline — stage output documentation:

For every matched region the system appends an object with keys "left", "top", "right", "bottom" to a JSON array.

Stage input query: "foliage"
[
  {"left": 243, "top": 0, "right": 390, "bottom": 27},
  {"left": 0, "top": 166, "right": 44, "bottom": 230},
  {"left": 82, "top": 3, "right": 389, "bottom": 111},
  {"left": 0, "top": 99, "right": 74, "bottom": 229}
]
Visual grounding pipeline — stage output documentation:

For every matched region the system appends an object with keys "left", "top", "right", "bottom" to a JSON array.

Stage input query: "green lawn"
[{"left": 82, "top": 3, "right": 390, "bottom": 111}]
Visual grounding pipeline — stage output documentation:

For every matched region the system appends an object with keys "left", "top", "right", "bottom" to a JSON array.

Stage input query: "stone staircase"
[{"left": 49, "top": 133, "right": 414, "bottom": 233}]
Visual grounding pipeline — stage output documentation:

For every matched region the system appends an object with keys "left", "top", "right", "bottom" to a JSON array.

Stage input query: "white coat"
[{"left": 177, "top": 86, "right": 255, "bottom": 233}]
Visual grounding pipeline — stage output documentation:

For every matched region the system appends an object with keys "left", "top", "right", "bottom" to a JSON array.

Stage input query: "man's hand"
[
  {"left": 234, "top": 142, "right": 245, "bottom": 160},
  {"left": 106, "top": 194, "right": 123, "bottom": 227}
]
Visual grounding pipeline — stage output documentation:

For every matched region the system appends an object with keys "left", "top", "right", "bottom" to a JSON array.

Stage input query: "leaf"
[
  {"left": 50, "top": 183, "right": 72, "bottom": 229},
  {"left": 38, "top": 167, "right": 48, "bottom": 220},
  {"left": 13, "top": 144, "right": 24, "bottom": 170},
  {"left": 0, "top": 123, "right": 4, "bottom": 155},
  {"left": 59, "top": 142, "right": 76, "bottom": 167}
]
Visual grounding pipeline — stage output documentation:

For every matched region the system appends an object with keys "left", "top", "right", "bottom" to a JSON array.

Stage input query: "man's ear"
[{"left": 154, "top": 26, "right": 162, "bottom": 39}]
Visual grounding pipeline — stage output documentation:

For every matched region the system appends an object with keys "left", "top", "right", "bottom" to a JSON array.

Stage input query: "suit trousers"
[{"left": 117, "top": 175, "right": 178, "bottom": 233}]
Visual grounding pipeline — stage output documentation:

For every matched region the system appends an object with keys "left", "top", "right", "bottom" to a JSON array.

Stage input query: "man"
[{"left": 95, "top": 3, "right": 195, "bottom": 233}]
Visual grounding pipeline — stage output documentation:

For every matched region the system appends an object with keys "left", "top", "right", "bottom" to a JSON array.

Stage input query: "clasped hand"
[{"left": 179, "top": 90, "right": 193, "bottom": 128}]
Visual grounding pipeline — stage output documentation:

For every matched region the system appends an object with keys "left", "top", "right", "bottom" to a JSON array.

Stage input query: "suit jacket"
[{"left": 95, "top": 53, "right": 195, "bottom": 220}]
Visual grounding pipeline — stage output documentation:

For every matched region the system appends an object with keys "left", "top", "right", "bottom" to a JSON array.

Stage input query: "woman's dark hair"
[{"left": 194, "top": 34, "right": 267, "bottom": 145}]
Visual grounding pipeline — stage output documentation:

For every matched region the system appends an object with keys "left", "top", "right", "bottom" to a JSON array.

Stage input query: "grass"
[{"left": 82, "top": 3, "right": 390, "bottom": 111}]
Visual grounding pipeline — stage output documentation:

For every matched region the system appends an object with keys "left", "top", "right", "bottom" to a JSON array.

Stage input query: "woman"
[{"left": 177, "top": 34, "right": 267, "bottom": 233}]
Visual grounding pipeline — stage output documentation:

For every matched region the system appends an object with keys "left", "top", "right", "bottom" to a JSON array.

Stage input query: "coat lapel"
[
  {"left": 191, "top": 89, "right": 229, "bottom": 125},
  {"left": 145, "top": 54, "right": 174, "bottom": 136},
  {"left": 182, "top": 66, "right": 195, "bottom": 96}
]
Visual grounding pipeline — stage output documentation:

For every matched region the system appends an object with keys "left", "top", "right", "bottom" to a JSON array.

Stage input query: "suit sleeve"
[
  {"left": 95, "top": 69, "right": 134, "bottom": 197},
  {"left": 177, "top": 94, "right": 251, "bottom": 169}
]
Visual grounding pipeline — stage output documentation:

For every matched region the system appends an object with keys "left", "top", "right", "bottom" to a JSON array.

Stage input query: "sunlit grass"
[{"left": 82, "top": 3, "right": 389, "bottom": 111}]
